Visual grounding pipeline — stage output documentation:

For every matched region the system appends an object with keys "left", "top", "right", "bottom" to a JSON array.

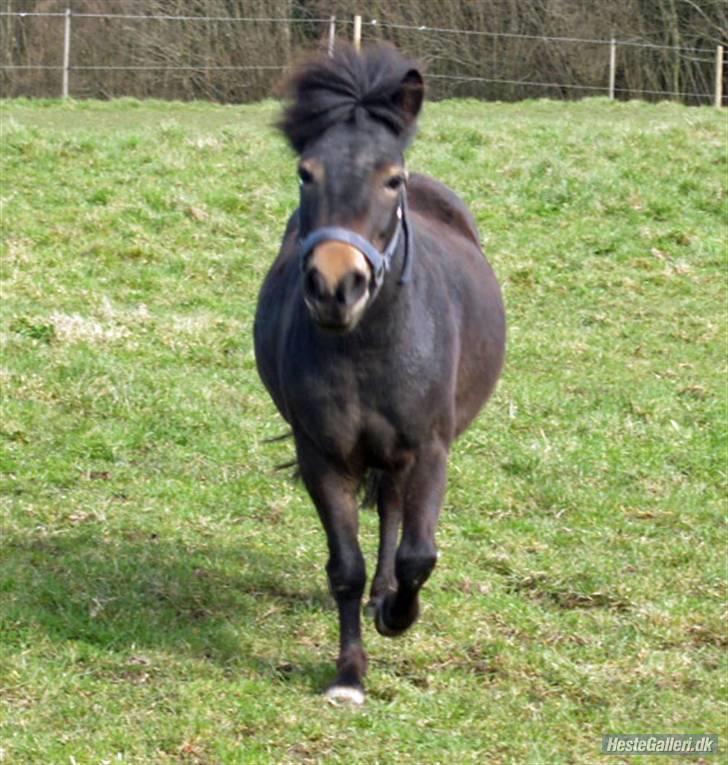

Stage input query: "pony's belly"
[
  {"left": 358, "top": 410, "right": 421, "bottom": 471},
  {"left": 286, "top": 377, "right": 446, "bottom": 471}
]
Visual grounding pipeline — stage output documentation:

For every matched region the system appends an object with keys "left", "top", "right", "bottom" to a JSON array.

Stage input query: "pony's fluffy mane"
[{"left": 278, "top": 44, "right": 422, "bottom": 154}]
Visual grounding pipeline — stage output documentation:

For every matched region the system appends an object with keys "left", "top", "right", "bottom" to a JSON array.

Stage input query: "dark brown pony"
[{"left": 254, "top": 44, "right": 505, "bottom": 704}]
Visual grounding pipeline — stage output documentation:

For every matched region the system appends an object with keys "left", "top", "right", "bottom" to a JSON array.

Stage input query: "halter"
[{"left": 297, "top": 191, "right": 413, "bottom": 290}]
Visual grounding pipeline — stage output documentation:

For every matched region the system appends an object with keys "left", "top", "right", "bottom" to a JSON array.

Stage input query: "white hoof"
[{"left": 324, "top": 685, "right": 365, "bottom": 706}]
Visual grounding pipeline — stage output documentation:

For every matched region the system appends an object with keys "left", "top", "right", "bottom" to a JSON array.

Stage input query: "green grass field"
[{"left": 1, "top": 96, "right": 725, "bottom": 764}]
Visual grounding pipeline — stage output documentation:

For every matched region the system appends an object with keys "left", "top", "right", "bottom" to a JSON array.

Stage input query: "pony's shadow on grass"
[{"left": 1, "top": 525, "right": 335, "bottom": 692}]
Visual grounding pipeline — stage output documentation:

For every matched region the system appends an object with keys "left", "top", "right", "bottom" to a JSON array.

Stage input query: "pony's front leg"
[
  {"left": 296, "top": 439, "right": 367, "bottom": 704},
  {"left": 365, "top": 473, "right": 402, "bottom": 616},
  {"left": 375, "top": 440, "right": 448, "bottom": 637}
]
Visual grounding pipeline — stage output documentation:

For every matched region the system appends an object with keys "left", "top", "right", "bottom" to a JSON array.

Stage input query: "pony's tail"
[
  {"left": 359, "top": 469, "right": 383, "bottom": 509},
  {"left": 265, "top": 430, "right": 294, "bottom": 444},
  {"left": 266, "top": 430, "right": 299, "bottom": 477},
  {"left": 267, "top": 432, "right": 382, "bottom": 507}
]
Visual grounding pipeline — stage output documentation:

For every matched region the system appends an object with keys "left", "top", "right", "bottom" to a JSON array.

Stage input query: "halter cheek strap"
[{"left": 297, "top": 193, "right": 412, "bottom": 289}]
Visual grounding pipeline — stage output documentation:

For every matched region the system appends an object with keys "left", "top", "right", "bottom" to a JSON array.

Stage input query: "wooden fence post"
[
  {"left": 62, "top": 7, "right": 71, "bottom": 98},
  {"left": 715, "top": 45, "right": 724, "bottom": 108},
  {"left": 328, "top": 15, "right": 335, "bottom": 58},
  {"left": 353, "top": 15, "right": 362, "bottom": 51},
  {"left": 608, "top": 37, "right": 616, "bottom": 100}
]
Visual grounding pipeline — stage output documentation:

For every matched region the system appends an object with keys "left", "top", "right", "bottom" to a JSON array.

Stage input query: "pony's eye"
[
  {"left": 298, "top": 165, "right": 314, "bottom": 185},
  {"left": 385, "top": 174, "right": 404, "bottom": 191}
]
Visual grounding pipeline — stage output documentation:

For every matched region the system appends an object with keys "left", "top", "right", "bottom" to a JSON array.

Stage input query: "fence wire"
[
  {"left": 367, "top": 19, "right": 715, "bottom": 54},
  {"left": 427, "top": 73, "right": 713, "bottom": 99}
]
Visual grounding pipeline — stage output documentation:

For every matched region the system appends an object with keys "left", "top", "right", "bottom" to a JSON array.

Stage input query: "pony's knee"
[
  {"left": 395, "top": 542, "right": 437, "bottom": 592},
  {"left": 327, "top": 552, "right": 366, "bottom": 600}
]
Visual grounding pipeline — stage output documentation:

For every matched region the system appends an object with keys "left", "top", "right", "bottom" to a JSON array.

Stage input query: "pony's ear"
[{"left": 395, "top": 68, "right": 424, "bottom": 125}]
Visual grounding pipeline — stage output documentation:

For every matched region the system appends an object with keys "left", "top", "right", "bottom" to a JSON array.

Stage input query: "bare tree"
[{"left": 1, "top": 0, "right": 725, "bottom": 103}]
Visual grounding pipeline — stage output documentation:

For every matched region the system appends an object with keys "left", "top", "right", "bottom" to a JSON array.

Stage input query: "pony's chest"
[{"left": 282, "top": 337, "right": 450, "bottom": 464}]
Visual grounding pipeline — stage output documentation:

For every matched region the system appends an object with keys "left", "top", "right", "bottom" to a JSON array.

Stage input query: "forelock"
[{"left": 277, "top": 44, "right": 421, "bottom": 154}]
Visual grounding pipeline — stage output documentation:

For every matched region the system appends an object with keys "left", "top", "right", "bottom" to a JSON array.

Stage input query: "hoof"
[
  {"left": 374, "top": 598, "right": 408, "bottom": 638},
  {"left": 324, "top": 685, "right": 365, "bottom": 706}
]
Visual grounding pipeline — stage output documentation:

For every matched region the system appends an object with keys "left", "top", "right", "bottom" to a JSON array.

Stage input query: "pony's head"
[{"left": 279, "top": 44, "right": 424, "bottom": 332}]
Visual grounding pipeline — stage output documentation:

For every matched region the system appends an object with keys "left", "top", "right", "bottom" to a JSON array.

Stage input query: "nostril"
[
  {"left": 336, "top": 271, "right": 368, "bottom": 307},
  {"left": 352, "top": 271, "right": 367, "bottom": 296},
  {"left": 305, "top": 268, "right": 328, "bottom": 302}
]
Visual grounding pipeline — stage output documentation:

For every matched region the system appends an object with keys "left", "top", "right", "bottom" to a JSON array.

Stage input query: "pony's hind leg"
[
  {"left": 375, "top": 441, "right": 447, "bottom": 638},
  {"left": 365, "top": 473, "right": 402, "bottom": 616},
  {"left": 295, "top": 438, "right": 368, "bottom": 704}
]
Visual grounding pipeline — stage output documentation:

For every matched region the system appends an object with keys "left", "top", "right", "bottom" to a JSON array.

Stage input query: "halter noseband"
[{"left": 297, "top": 192, "right": 413, "bottom": 289}]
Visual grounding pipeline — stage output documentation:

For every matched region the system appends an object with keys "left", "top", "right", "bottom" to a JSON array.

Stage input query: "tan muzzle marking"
[{"left": 309, "top": 241, "right": 370, "bottom": 292}]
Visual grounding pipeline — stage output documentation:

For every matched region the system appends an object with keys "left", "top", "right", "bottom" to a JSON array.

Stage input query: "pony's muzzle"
[{"left": 303, "top": 242, "right": 371, "bottom": 331}]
